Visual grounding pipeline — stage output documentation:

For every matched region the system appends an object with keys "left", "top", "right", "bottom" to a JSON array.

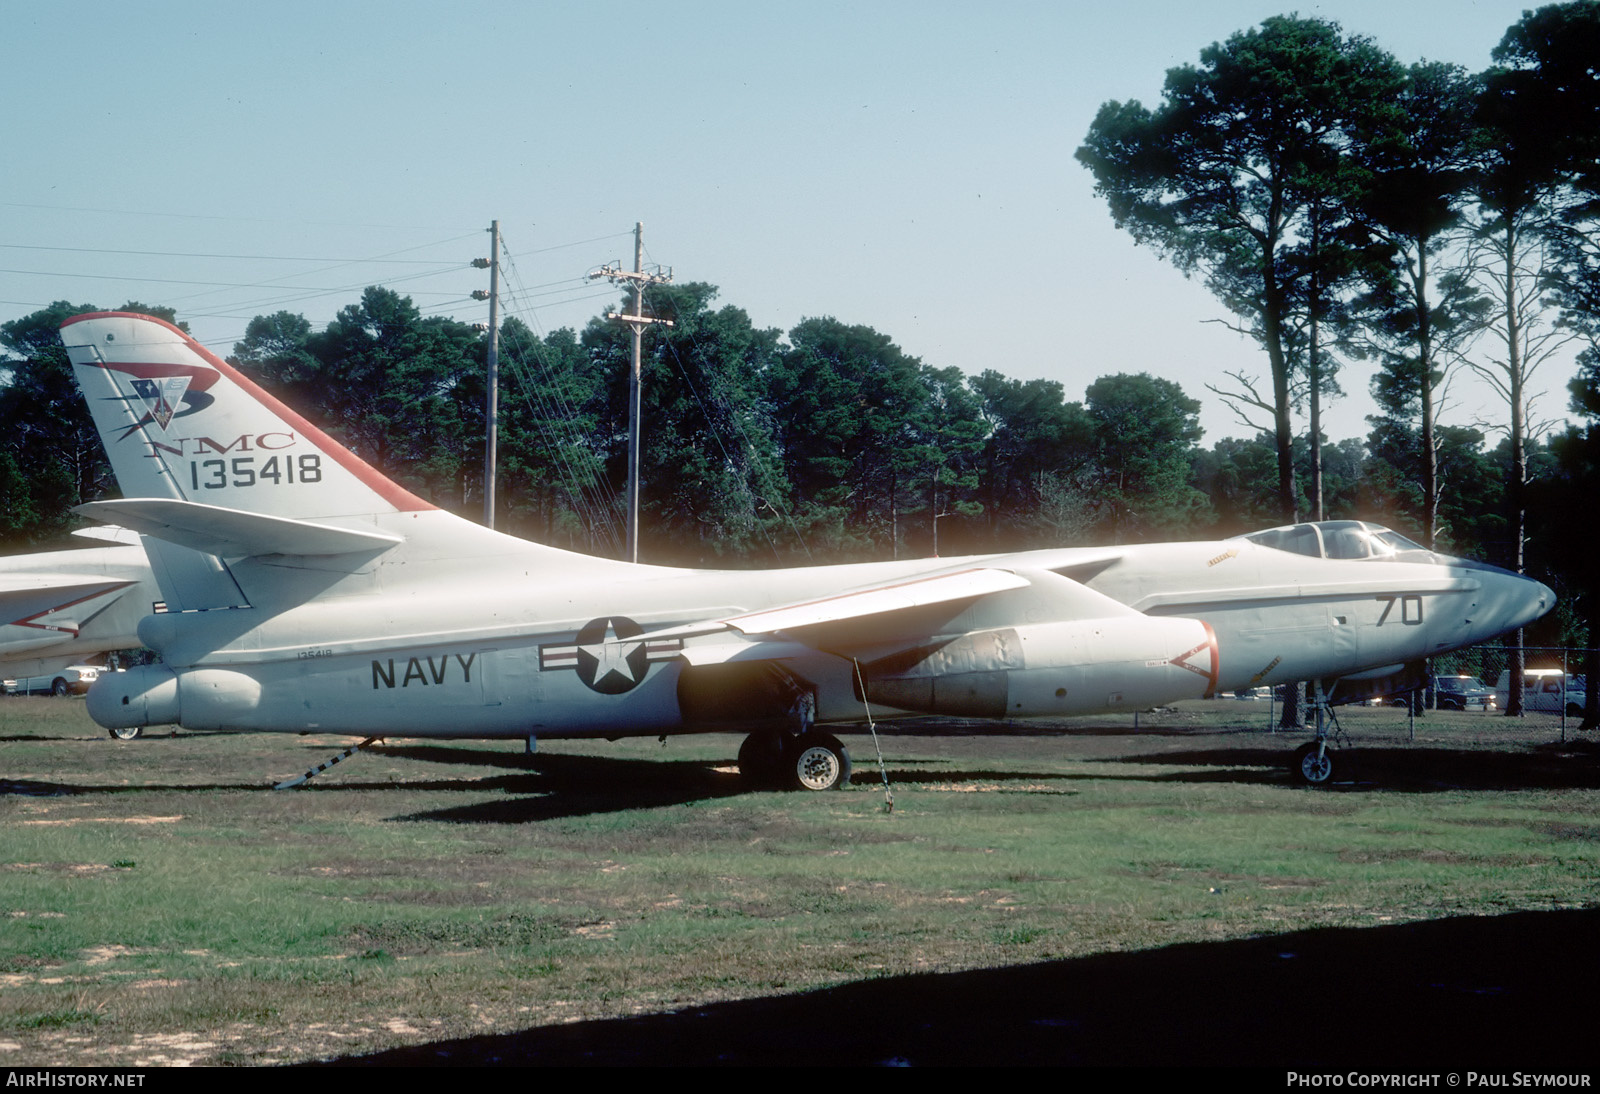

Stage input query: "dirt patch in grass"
[
  {"left": 80, "top": 946, "right": 145, "bottom": 966},
  {"left": 16, "top": 816, "right": 182, "bottom": 826}
]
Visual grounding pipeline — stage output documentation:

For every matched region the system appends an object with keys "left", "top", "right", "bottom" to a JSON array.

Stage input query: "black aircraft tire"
[
  {"left": 737, "top": 732, "right": 786, "bottom": 789},
  {"left": 109, "top": 726, "right": 142, "bottom": 741},
  {"left": 786, "top": 733, "right": 852, "bottom": 792},
  {"left": 1293, "top": 741, "right": 1335, "bottom": 785}
]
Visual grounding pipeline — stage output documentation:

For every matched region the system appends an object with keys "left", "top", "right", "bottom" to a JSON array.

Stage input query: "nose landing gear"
[{"left": 1291, "top": 681, "right": 1347, "bottom": 786}]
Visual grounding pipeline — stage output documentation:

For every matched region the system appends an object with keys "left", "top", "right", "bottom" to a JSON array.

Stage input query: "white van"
[{"left": 1493, "top": 669, "right": 1588, "bottom": 716}]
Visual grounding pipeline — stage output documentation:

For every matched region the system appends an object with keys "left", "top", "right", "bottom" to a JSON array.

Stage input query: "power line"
[
  {"left": 0, "top": 200, "right": 480, "bottom": 232},
  {"left": 0, "top": 266, "right": 468, "bottom": 293},
  {"left": 0, "top": 243, "right": 464, "bottom": 264},
  {"left": 493, "top": 230, "right": 625, "bottom": 554}
]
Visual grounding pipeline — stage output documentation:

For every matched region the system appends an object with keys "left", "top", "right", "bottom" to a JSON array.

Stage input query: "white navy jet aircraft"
[{"left": 60, "top": 312, "right": 1552, "bottom": 787}]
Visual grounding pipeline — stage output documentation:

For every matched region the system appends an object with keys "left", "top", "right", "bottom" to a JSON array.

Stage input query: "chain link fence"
[
  {"left": 1431, "top": 645, "right": 1583, "bottom": 693},
  {"left": 1385, "top": 644, "right": 1590, "bottom": 742},
  {"left": 1245, "top": 644, "right": 1595, "bottom": 743}
]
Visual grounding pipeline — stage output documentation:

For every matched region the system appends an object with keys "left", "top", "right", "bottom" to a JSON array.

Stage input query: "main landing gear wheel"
[
  {"left": 1293, "top": 741, "right": 1335, "bottom": 785},
  {"left": 108, "top": 726, "right": 142, "bottom": 741},
  {"left": 786, "top": 733, "right": 852, "bottom": 792}
]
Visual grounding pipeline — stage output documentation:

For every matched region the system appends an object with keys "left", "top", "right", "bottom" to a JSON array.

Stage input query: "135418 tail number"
[{"left": 190, "top": 454, "right": 321, "bottom": 490}]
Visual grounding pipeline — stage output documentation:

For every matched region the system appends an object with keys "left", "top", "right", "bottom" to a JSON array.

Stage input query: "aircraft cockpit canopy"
[{"left": 1243, "top": 521, "right": 1433, "bottom": 562}]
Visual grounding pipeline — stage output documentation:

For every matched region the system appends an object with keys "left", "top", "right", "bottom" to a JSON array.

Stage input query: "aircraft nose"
[
  {"left": 1529, "top": 578, "right": 1556, "bottom": 626},
  {"left": 1503, "top": 571, "right": 1555, "bottom": 630},
  {"left": 1460, "top": 561, "right": 1555, "bottom": 639}
]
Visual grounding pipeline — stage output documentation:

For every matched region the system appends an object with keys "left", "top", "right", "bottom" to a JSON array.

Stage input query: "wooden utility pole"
[
  {"left": 589, "top": 223, "right": 672, "bottom": 563},
  {"left": 472, "top": 221, "right": 501, "bottom": 528}
]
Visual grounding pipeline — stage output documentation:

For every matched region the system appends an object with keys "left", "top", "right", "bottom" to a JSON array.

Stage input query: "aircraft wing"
[
  {"left": 0, "top": 576, "right": 138, "bottom": 654},
  {"left": 647, "top": 567, "right": 1032, "bottom": 649},
  {"left": 647, "top": 563, "right": 1170, "bottom": 673},
  {"left": 721, "top": 567, "right": 1033, "bottom": 635},
  {"left": 0, "top": 579, "right": 137, "bottom": 626},
  {"left": 74, "top": 498, "right": 404, "bottom": 558},
  {"left": 71, "top": 525, "right": 143, "bottom": 546}
]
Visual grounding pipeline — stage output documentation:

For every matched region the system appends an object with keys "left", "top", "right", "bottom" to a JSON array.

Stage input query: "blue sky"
[{"left": 1, "top": 0, "right": 1571, "bottom": 444}]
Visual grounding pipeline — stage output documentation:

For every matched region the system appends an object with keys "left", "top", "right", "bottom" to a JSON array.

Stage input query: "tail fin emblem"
[{"left": 128, "top": 375, "right": 191, "bottom": 431}]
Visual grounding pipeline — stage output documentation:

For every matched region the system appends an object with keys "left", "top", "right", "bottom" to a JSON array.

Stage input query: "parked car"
[
  {"left": 1428, "top": 675, "right": 1496, "bottom": 711},
  {"left": 3, "top": 664, "right": 106, "bottom": 697},
  {"left": 1373, "top": 675, "right": 1494, "bottom": 712},
  {"left": 1494, "top": 669, "right": 1588, "bottom": 716}
]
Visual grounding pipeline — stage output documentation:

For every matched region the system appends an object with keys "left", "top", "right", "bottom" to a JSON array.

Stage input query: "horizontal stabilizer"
[{"left": 75, "top": 499, "right": 403, "bottom": 558}]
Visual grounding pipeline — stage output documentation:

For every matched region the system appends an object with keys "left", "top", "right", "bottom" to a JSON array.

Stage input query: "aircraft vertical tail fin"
[{"left": 59, "top": 312, "right": 435, "bottom": 522}]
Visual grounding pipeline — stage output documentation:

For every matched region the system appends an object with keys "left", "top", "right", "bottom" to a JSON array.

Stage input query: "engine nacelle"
[
  {"left": 861, "top": 615, "right": 1217, "bottom": 718},
  {"left": 87, "top": 664, "right": 263, "bottom": 731},
  {"left": 88, "top": 664, "right": 179, "bottom": 729}
]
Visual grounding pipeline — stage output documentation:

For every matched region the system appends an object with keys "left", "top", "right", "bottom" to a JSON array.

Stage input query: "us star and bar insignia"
[{"left": 539, "top": 616, "right": 682, "bottom": 694}]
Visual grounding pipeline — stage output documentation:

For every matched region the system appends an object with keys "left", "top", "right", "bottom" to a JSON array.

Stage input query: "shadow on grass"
[
  {"left": 0, "top": 729, "right": 210, "bottom": 743},
  {"left": 1105, "top": 741, "right": 1600, "bottom": 791},
  {"left": 11, "top": 734, "right": 1594, "bottom": 810},
  {"left": 318, "top": 907, "right": 1600, "bottom": 1067},
  {"left": 0, "top": 777, "right": 266, "bottom": 796},
  {"left": 386, "top": 750, "right": 750, "bottom": 823},
  {"left": 0, "top": 744, "right": 745, "bottom": 812},
  {"left": 0, "top": 738, "right": 1063, "bottom": 816},
  {"left": 387, "top": 750, "right": 1089, "bottom": 822},
  {"left": 858, "top": 718, "right": 1269, "bottom": 738}
]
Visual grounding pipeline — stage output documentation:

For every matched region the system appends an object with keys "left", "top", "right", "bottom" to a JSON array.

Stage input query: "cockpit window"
[
  {"left": 1244, "top": 521, "right": 1435, "bottom": 562},
  {"left": 1320, "top": 521, "right": 1372, "bottom": 559},
  {"left": 1374, "top": 529, "right": 1426, "bottom": 554},
  {"left": 1245, "top": 524, "right": 1322, "bottom": 558}
]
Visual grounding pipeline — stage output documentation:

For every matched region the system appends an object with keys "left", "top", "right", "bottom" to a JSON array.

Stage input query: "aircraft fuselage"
[{"left": 91, "top": 516, "right": 1548, "bottom": 740}]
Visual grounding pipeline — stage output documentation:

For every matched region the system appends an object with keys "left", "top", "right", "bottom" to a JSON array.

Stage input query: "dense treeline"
[
  {"left": 0, "top": 283, "right": 1552, "bottom": 569},
  {"left": 1, "top": 3, "right": 1598, "bottom": 662}
]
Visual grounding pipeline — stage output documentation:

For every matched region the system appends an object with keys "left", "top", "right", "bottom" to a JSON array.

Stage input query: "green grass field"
[{"left": 3, "top": 697, "right": 1597, "bottom": 1065}]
